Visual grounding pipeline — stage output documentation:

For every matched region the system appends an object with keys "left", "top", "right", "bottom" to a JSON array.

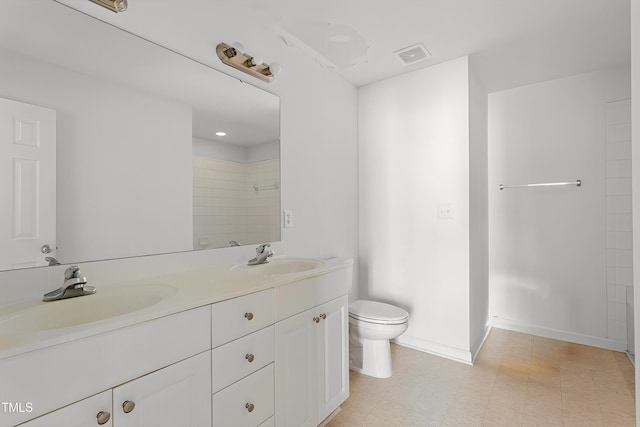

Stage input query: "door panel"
[
  {"left": 317, "top": 296, "right": 349, "bottom": 421},
  {"left": 275, "top": 308, "right": 317, "bottom": 427},
  {"left": 0, "top": 97, "right": 56, "bottom": 269}
]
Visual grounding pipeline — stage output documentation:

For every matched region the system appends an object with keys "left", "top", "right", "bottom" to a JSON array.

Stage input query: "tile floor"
[{"left": 327, "top": 328, "right": 636, "bottom": 426}]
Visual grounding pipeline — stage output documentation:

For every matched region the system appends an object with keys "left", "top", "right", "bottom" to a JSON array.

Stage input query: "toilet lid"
[{"left": 349, "top": 300, "right": 409, "bottom": 325}]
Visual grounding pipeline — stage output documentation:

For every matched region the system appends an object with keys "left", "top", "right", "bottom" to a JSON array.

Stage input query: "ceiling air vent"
[{"left": 394, "top": 43, "right": 431, "bottom": 66}]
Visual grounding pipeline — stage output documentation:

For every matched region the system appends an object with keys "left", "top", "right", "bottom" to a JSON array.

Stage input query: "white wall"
[
  {"left": 273, "top": 51, "right": 359, "bottom": 299},
  {"left": 489, "top": 66, "right": 631, "bottom": 350},
  {"left": 193, "top": 137, "right": 248, "bottom": 163},
  {"left": 0, "top": 50, "right": 193, "bottom": 264},
  {"left": 468, "top": 57, "right": 490, "bottom": 358},
  {"left": 359, "top": 57, "right": 474, "bottom": 362},
  {"left": 192, "top": 137, "right": 279, "bottom": 164},
  {"left": 630, "top": 0, "right": 640, "bottom": 417}
]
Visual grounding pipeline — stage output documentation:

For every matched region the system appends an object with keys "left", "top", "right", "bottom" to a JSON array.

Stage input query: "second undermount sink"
[
  {"left": 232, "top": 257, "right": 325, "bottom": 276},
  {"left": 0, "top": 283, "right": 177, "bottom": 335}
]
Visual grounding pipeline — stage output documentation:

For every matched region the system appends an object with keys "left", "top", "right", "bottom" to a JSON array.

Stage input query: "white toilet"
[{"left": 348, "top": 300, "right": 409, "bottom": 378}]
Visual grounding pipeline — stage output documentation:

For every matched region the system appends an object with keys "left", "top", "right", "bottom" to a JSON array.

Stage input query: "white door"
[
  {"left": 18, "top": 390, "right": 112, "bottom": 427},
  {"left": 275, "top": 307, "right": 318, "bottom": 427},
  {"left": 0, "top": 97, "right": 56, "bottom": 270},
  {"left": 317, "top": 296, "right": 349, "bottom": 421},
  {"left": 113, "top": 351, "right": 211, "bottom": 427}
]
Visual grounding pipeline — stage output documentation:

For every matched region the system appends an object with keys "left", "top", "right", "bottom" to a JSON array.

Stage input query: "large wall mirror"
[{"left": 0, "top": 0, "right": 280, "bottom": 271}]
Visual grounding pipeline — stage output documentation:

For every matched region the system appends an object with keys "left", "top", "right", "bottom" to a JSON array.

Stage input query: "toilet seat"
[{"left": 349, "top": 300, "right": 408, "bottom": 325}]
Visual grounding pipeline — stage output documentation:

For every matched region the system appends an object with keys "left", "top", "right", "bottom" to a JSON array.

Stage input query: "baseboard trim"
[
  {"left": 470, "top": 324, "right": 492, "bottom": 363},
  {"left": 489, "top": 316, "right": 628, "bottom": 352},
  {"left": 626, "top": 352, "right": 635, "bottom": 367},
  {"left": 393, "top": 335, "right": 473, "bottom": 365}
]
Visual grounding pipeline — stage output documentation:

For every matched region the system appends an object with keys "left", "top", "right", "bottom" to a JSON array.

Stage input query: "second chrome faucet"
[{"left": 247, "top": 243, "right": 274, "bottom": 266}]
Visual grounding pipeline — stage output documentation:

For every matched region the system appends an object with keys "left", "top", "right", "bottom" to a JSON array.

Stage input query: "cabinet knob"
[
  {"left": 313, "top": 316, "right": 320, "bottom": 323},
  {"left": 122, "top": 400, "right": 136, "bottom": 414},
  {"left": 96, "top": 411, "right": 111, "bottom": 425},
  {"left": 245, "top": 402, "right": 255, "bottom": 413},
  {"left": 244, "top": 312, "right": 254, "bottom": 320},
  {"left": 245, "top": 353, "right": 255, "bottom": 363},
  {"left": 319, "top": 313, "right": 327, "bottom": 320}
]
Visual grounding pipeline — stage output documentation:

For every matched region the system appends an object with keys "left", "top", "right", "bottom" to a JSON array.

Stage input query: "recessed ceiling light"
[{"left": 216, "top": 131, "right": 227, "bottom": 137}]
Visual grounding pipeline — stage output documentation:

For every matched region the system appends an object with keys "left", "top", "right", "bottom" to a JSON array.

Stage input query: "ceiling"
[{"left": 55, "top": 0, "right": 630, "bottom": 91}]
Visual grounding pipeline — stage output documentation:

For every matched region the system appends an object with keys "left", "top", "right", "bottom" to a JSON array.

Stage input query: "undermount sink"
[
  {"left": 0, "top": 283, "right": 177, "bottom": 335},
  {"left": 232, "top": 257, "right": 325, "bottom": 275}
]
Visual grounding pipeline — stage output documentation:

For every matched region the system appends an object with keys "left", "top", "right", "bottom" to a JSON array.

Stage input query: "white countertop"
[{"left": 0, "top": 256, "right": 353, "bottom": 360}]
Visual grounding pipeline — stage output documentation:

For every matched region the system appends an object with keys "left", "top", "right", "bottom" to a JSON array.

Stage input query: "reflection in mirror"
[
  {"left": 0, "top": 0, "right": 280, "bottom": 271},
  {"left": 192, "top": 138, "right": 280, "bottom": 250}
]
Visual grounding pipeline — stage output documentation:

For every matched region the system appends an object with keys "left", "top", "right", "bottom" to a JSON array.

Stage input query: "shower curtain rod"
[{"left": 499, "top": 180, "right": 581, "bottom": 190}]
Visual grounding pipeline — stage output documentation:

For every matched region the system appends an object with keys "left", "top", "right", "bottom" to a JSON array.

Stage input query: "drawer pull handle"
[
  {"left": 319, "top": 313, "right": 327, "bottom": 320},
  {"left": 96, "top": 411, "right": 111, "bottom": 425},
  {"left": 313, "top": 316, "right": 320, "bottom": 323},
  {"left": 245, "top": 353, "right": 255, "bottom": 362},
  {"left": 122, "top": 400, "right": 136, "bottom": 414},
  {"left": 246, "top": 402, "right": 255, "bottom": 412},
  {"left": 244, "top": 312, "right": 254, "bottom": 320}
]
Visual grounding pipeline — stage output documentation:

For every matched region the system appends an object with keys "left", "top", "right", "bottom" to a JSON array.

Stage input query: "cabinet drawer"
[
  {"left": 212, "top": 289, "right": 274, "bottom": 347},
  {"left": 212, "top": 326, "right": 274, "bottom": 393},
  {"left": 212, "top": 364, "right": 274, "bottom": 427}
]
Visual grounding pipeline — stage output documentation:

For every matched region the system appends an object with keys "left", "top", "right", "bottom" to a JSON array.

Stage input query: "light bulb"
[
  {"left": 231, "top": 42, "right": 245, "bottom": 53},
  {"left": 269, "top": 62, "right": 282, "bottom": 76}
]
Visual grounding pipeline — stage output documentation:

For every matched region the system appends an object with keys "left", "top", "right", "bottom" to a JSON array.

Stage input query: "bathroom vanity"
[{"left": 0, "top": 257, "right": 352, "bottom": 427}]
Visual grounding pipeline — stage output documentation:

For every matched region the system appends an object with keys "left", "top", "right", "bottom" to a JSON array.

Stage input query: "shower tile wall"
[
  {"left": 193, "top": 156, "right": 280, "bottom": 249},
  {"left": 605, "top": 99, "right": 633, "bottom": 346}
]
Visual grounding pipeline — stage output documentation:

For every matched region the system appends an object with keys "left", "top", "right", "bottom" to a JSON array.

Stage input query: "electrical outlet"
[
  {"left": 437, "top": 204, "right": 453, "bottom": 219},
  {"left": 283, "top": 209, "right": 293, "bottom": 228}
]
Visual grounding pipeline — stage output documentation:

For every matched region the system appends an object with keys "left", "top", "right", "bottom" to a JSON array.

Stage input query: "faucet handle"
[
  {"left": 64, "top": 265, "right": 82, "bottom": 280},
  {"left": 256, "top": 243, "right": 271, "bottom": 254}
]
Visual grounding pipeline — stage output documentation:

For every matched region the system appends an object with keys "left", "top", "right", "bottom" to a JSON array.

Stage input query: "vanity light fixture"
[
  {"left": 215, "top": 131, "right": 227, "bottom": 137},
  {"left": 216, "top": 43, "right": 280, "bottom": 83},
  {"left": 88, "top": 0, "right": 128, "bottom": 13}
]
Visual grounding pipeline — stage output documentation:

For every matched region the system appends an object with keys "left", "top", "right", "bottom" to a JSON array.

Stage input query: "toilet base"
[{"left": 349, "top": 337, "right": 392, "bottom": 378}]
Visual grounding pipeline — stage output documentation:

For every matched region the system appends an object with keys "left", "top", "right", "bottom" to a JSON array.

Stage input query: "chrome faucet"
[
  {"left": 43, "top": 266, "right": 96, "bottom": 301},
  {"left": 247, "top": 243, "right": 274, "bottom": 266},
  {"left": 45, "top": 256, "right": 60, "bottom": 266}
]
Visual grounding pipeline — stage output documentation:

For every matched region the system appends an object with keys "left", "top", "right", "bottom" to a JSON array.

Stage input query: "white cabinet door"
[
  {"left": 0, "top": 97, "right": 56, "bottom": 270},
  {"left": 316, "top": 296, "right": 349, "bottom": 421},
  {"left": 18, "top": 390, "right": 112, "bottom": 427},
  {"left": 113, "top": 351, "right": 211, "bottom": 427},
  {"left": 275, "top": 296, "right": 349, "bottom": 427},
  {"left": 274, "top": 308, "right": 318, "bottom": 427}
]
